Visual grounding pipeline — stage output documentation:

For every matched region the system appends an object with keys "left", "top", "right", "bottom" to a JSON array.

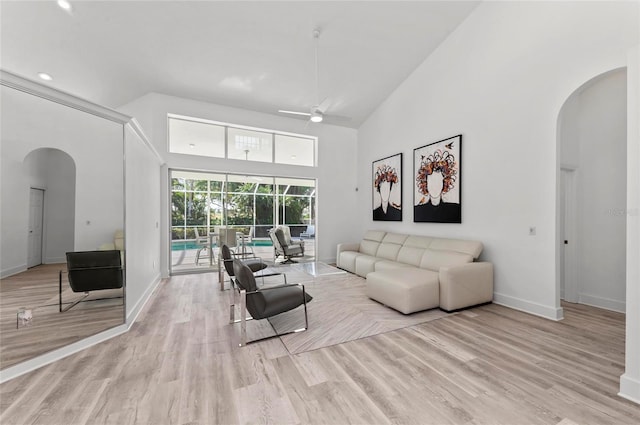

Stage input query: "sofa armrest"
[
  {"left": 337, "top": 242, "right": 360, "bottom": 256},
  {"left": 439, "top": 262, "right": 493, "bottom": 312},
  {"left": 336, "top": 242, "right": 360, "bottom": 268}
]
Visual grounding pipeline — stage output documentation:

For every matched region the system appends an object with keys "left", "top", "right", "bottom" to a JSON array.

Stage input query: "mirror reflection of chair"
[
  {"left": 60, "top": 250, "right": 124, "bottom": 312},
  {"left": 231, "top": 259, "right": 312, "bottom": 346},
  {"left": 269, "top": 226, "right": 305, "bottom": 264}
]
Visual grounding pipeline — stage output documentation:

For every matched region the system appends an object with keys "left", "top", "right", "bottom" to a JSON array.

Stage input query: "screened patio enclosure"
[{"left": 170, "top": 170, "right": 316, "bottom": 274}]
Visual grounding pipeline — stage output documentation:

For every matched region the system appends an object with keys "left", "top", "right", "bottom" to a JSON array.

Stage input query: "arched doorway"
[
  {"left": 557, "top": 68, "right": 627, "bottom": 312},
  {"left": 23, "top": 148, "right": 76, "bottom": 266}
]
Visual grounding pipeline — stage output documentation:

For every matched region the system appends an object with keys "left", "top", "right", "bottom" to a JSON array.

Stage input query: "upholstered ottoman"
[{"left": 366, "top": 268, "right": 440, "bottom": 314}]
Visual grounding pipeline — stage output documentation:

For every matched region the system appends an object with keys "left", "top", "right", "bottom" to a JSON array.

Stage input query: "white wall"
[
  {"left": 119, "top": 92, "right": 359, "bottom": 276},
  {"left": 123, "top": 123, "right": 163, "bottom": 321},
  {"left": 560, "top": 70, "right": 627, "bottom": 312},
  {"left": 356, "top": 1, "right": 638, "bottom": 320},
  {"left": 24, "top": 148, "right": 76, "bottom": 264},
  {"left": 0, "top": 86, "right": 124, "bottom": 277}
]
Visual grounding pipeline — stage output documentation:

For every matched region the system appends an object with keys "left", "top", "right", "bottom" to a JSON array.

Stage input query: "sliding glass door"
[{"left": 170, "top": 170, "right": 315, "bottom": 274}]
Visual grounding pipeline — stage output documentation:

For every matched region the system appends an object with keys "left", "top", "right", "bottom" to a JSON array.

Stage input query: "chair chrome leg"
[
  {"left": 302, "top": 285, "right": 309, "bottom": 329},
  {"left": 60, "top": 292, "right": 90, "bottom": 313},
  {"left": 229, "top": 280, "right": 235, "bottom": 323},
  {"left": 239, "top": 289, "right": 247, "bottom": 346}
]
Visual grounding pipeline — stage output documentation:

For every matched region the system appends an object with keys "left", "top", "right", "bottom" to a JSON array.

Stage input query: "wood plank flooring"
[
  {"left": 0, "top": 264, "right": 124, "bottom": 369},
  {"left": 1, "top": 272, "right": 639, "bottom": 424}
]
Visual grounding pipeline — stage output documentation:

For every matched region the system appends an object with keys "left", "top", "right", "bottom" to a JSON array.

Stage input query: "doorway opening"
[
  {"left": 556, "top": 68, "right": 627, "bottom": 312},
  {"left": 23, "top": 148, "right": 76, "bottom": 267},
  {"left": 27, "top": 188, "right": 45, "bottom": 268}
]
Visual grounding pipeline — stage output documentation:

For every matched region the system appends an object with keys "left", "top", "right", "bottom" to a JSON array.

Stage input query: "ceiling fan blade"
[
  {"left": 323, "top": 113, "right": 352, "bottom": 122},
  {"left": 316, "top": 97, "right": 331, "bottom": 113},
  {"left": 278, "top": 109, "right": 311, "bottom": 117}
]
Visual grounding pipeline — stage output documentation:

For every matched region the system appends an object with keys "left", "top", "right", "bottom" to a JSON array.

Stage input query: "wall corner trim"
[
  {"left": 126, "top": 118, "right": 165, "bottom": 165},
  {"left": 0, "top": 69, "right": 132, "bottom": 125}
]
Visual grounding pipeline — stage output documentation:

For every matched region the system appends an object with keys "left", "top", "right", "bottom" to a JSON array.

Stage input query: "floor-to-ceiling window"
[{"left": 170, "top": 170, "right": 315, "bottom": 274}]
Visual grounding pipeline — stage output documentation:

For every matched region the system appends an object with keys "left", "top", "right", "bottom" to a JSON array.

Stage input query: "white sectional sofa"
[{"left": 337, "top": 230, "right": 493, "bottom": 314}]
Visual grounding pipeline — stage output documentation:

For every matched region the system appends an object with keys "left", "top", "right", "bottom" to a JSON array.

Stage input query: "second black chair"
[
  {"left": 232, "top": 259, "right": 312, "bottom": 346},
  {"left": 220, "top": 244, "right": 267, "bottom": 290}
]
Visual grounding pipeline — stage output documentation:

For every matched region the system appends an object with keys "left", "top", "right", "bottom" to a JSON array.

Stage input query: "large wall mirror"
[{"left": 0, "top": 83, "right": 126, "bottom": 370}]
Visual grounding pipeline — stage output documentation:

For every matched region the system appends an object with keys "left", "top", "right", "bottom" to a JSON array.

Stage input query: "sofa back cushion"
[
  {"left": 381, "top": 233, "right": 409, "bottom": 245},
  {"left": 359, "top": 230, "right": 386, "bottom": 256},
  {"left": 396, "top": 246, "right": 426, "bottom": 266},
  {"left": 420, "top": 249, "right": 473, "bottom": 271},
  {"left": 403, "top": 235, "right": 433, "bottom": 249},
  {"left": 377, "top": 243, "right": 401, "bottom": 261},
  {"left": 375, "top": 233, "right": 408, "bottom": 261},
  {"left": 429, "top": 238, "right": 483, "bottom": 259}
]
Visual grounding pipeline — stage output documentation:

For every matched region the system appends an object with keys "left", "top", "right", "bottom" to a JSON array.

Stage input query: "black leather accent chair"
[
  {"left": 60, "top": 250, "right": 124, "bottom": 312},
  {"left": 220, "top": 244, "right": 268, "bottom": 290},
  {"left": 232, "top": 259, "right": 312, "bottom": 346}
]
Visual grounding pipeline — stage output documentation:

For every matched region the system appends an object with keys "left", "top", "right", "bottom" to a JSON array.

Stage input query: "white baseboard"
[
  {"left": 44, "top": 257, "right": 66, "bottom": 264},
  {"left": 320, "top": 257, "right": 337, "bottom": 265},
  {"left": 1, "top": 264, "right": 27, "bottom": 279},
  {"left": 0, "top": 273, "right": 162, "bottom": 384},
  {"left": 0, "top": 324, "right": 127, "bottom": 384},
  {"left": 578, "top": 293, "right": 626, "bottom": 313},
  {"left": 619, "top": 373, "right": 640, "bottom": 404},
  {"left": 493, "top": 292, "right": 564, "bottom": 321},
  {"left": 126, "top": 273, "right": 161, "bottom": 325}
]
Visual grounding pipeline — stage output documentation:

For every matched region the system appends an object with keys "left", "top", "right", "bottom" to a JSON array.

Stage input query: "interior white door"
[
  {"left": 560, "top": 169, "right": 578, "bottom": 302},
  {"left": 27, "top": 188, "right": 45, "bottom": 268}
]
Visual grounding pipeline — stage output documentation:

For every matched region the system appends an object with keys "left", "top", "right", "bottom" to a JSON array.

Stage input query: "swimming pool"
[{"left": 171, "top": 239, "right": 273, "bottom": 251}]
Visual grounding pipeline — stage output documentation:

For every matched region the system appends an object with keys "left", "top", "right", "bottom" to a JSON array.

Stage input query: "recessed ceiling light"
[
  {"left": 37, "top": 72, "right": 53, "bottom": 81},
  {"left": 57, "top": 0, "right": 72, "bottom": 11},
  {"left": 291, "top": 155, "right": 297, "bottom": 159},
  {"left": 189, "top": 143, "right": 196, "bottom": 148}
]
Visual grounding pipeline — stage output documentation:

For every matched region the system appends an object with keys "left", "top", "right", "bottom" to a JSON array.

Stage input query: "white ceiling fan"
[{"left": 278, "top": 29, "right": 351, "bottom": 124}]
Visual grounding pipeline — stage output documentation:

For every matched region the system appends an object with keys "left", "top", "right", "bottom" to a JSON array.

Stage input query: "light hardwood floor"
[
  {"left": 1, "top": 272, "right": 639, "bottom": 424},
  {"left": 0, "top": 264, "right": 124, "bottom": 369}
]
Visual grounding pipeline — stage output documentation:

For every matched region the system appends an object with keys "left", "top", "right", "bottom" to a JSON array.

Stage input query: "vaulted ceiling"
[{"left": 0, "top": 1, "right": 479, "bottom": 128}]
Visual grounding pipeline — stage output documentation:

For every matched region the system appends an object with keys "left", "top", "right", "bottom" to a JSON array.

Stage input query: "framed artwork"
[
  {"left": 372, "top": 153, "right": 402, "bottom": 221},
  {"left": 413, "top": 134, "right": 462, "bottom": 223}
]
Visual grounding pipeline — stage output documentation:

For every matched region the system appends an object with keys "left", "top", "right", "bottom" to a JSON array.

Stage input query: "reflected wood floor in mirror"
[
  {"left": 1, "top": 272, "right": 638, "bottom": 424},
  {"left": 0, "top": 264, "right": 124, "bottom": 369}
]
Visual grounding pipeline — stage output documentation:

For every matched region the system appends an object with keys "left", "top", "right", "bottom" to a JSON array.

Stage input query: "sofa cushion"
[
  {"left": 381, "top": 233, "right": 409, "bottom": 245},
  {"left": 338, "top": 251, "right": 362, "bottom": 274},
  {"left": 355, "top": 255, "right": 380, "bottom": 277},
  {"left": 419, "top": 249, "right": 473, "bottom": 272},
  {"left": 374, "top": 260, "right": 413, "bottom": 272},
  {"left": 367, "top": 268, "right": 440, "bottom": 314},
  {"left": 429, "top": 238, "right": 483, "bottom": 259},
  {"left": 396, "top": 246, "right": 425, "bottom": 267},
  {"left": 376, "top": 242, "right": 402, "bottom": 261},
  {"left": 403, "top": 235, "right": 433, "bottom": 249},
  {"left": 360, "top": 240, "right": 381, "bottom": 257}
]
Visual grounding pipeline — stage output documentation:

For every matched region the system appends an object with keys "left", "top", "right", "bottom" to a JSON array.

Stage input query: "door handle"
[{"left": 564, "top": 240, "right": 568, "bottom": 244}]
